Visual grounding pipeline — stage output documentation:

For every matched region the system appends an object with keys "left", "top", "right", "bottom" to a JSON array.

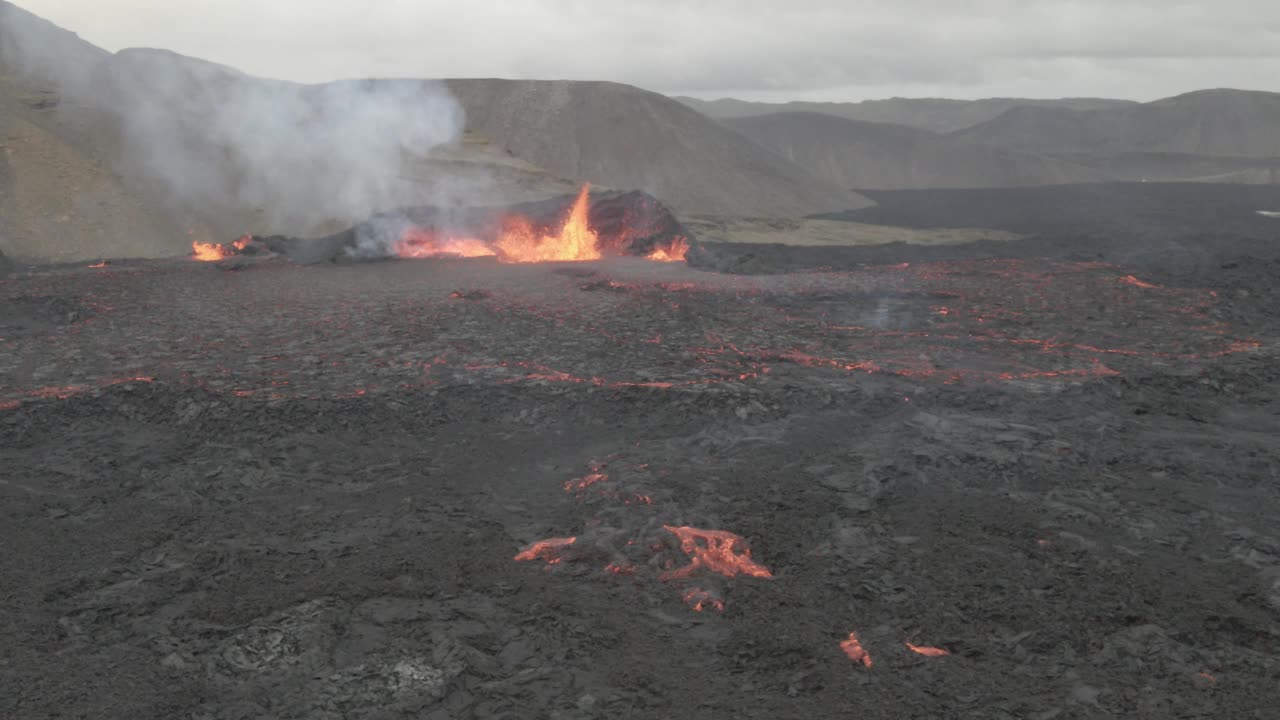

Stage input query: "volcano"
[{"left": 192, "top": 186, "right": 694, "bottom": 266}]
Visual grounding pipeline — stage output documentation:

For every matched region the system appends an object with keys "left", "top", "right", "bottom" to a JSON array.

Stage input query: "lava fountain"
[
  {"left": 493, "top": 184, "right": 602, "bottom": 263},
  {"left": 396, "top": 184, "right": 603, "bottom": 263}
]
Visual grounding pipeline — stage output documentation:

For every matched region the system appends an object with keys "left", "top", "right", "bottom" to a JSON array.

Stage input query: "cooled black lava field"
[{"left": 4, "top": 196, "right": 1280, "bottom": 718}]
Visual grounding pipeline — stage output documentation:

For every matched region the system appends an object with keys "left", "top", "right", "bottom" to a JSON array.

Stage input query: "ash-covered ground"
[{"left": 3, "top": 194, "right": 1280, "bottom": 718}]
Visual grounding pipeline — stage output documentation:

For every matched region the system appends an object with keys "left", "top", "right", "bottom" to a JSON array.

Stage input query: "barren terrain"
[{"left": 3, "top": 188, "right": 1279, "bottom": 717}]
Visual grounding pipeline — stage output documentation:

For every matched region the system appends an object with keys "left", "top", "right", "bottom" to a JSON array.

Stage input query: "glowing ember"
[
  {"left": 660, "top": 525, "right": 773, "bottom": 580},
  {"left": 681, "top": 588, "right": 725, "bottom": 613},
  {"left": 396, "top": 229, "right": 495, "bottom": 259},
  {"left": 192, "top": 235, "right": 251, "bottom": 262},
  {"left": 840, "top": 631, "right": 873, "bottom": 669},
  {"left": 494, "top": 184, "right": 602, "bottom": 263},
  {"left": 88, "top": 261, "right": 107, "bottom": 268},
  {"left": 605, "top": 562, "right": 636, "bottom": 575},
  {"left": 906, "top": 643, "right": 950, "bottom": 657},
  {"left": 192, "top": 241, "right": 230, "bottom": 262},
  {"left": 1120, "top": 274, "right": 1159, "bottom": 289},
  {"left": 514, "top": 536, "right": 577, "bottom": 564},
  {"left": 564, "top": 463, "right": 609, "bottom": 492},
  {"left": 645, "top": 237, "right": 689, "bottom": 263}
]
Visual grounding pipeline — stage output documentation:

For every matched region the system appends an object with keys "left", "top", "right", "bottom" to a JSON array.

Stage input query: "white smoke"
[
  {"left": 102, "top": 51, "right": 466, "bottom": 234},
  {"left": 1, "top": 3, "right": 467, "bottom": 237}
]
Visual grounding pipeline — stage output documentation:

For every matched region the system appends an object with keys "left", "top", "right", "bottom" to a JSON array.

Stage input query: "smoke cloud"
[{"left": 1, "top": 2, "right": 467, "bottom": 238}]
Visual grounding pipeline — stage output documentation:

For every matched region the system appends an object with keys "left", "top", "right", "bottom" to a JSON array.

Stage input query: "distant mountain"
[
  {"left": 723, "top": 112, "right": 1105, "bottom": 190},
  {"left": 954, "top": 89, "right": 1280, "bottom": 157},
  {"left": 677, "top": 96, "right": 1137, "bottom": 133},
  {"left": 1046, "top": 151, "right": 1280, "bottom": 184},
  {"left": 445, "top": 79, "right": 870, "bottom": 217}
]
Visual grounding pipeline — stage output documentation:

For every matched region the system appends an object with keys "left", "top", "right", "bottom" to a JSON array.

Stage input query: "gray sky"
[{"left": 20, "top": 0, "right": 1280, "bottom": 101}]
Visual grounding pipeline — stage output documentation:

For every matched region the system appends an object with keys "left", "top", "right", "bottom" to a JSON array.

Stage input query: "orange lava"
[
  {"left": 564, "top": 463, "right": 609, "bottom": 492},
  {"left": 681, "top": 588, "right": 725, "bottom": 613},
  {"left": 605, "top": 562, "right": 636, "bottom": 575},
  {"left": 88, "top": 261, "right": 107, "bottom": 268},
  {"left": 494, "top": 184, "right": 602, "bottom": 263},
  {"left": 396, "top": 229, "right": 496, "bottom": 259},
  {"left": 192, "top": 235, "right": 251, "bottom": 262},
  {"left": 514, "top": 536, "right": 577, "bottom": 564},
  {"left": 840, "top": 631, "right": 873, "bottom": 669},
  {"left": 192, "top": 241, "right": 230, "bottom": 262},
  {"left": 1120, "top": 274, "right": 1159, "bottom": 289},
  {"left": 906, "top": 643, "right": 950, "bottom": 657},
  {"left": 645, "top": 237, "right": 690, "bottom": 263},
  {"left": 660, "top": 525, "right": 773, "bottom": 580}
]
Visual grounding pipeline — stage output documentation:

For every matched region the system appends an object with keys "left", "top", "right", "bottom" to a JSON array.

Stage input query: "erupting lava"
[
  {"left": 660, "top": 525, "right": 773, "bottom": 580},
  {"left": 840, "top": 631, "right": 873, "bottom": 669},
  {"left": 192, "top": 235, "right": 251, "bottom": 262},
  {"left": 394, "top": 184, "right": 688, "bottom": 264},
  {"left": 645, "top": 237, "right": 690, "bottom": 263},
  {"left": 494, "top": 184, "right": 602, "bottom": 263},
  {"left": 397, "top": 184, "right": 605, "bottom": 263}
]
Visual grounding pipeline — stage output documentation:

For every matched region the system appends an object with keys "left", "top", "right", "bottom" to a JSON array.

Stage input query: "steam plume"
[{"left": 0, "top": 3, "right": 466, "bottom": 237}]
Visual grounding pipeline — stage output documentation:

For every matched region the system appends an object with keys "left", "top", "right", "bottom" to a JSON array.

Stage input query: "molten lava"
[
  {"left": 393, "top": 184, "right": 688, "bottom": 264},
  {"left": 396, "top": 229, "right": 495, "bottom": 259},
  {"left": 564, "top": 469, "right": 608, "bottom": 492},
  {"left": 681, "top": 588, "right": 725, "bottom": 613},
  {"left": 192, "top": 235, "right": 251, "bottom": 262},
  {"left": 494, "top": 184, "right": 602, "bottom": 263},
  {"left": 514, "top": 537, "right": 577, "bottom": 564},
  {"left": 660, "top": 525, "right": 773, "bottom": 580},
  {"left": 840, "top": 631, "right": 873, "bottom": 669},
  {"left": 645, "top": 237, "right": 690, "bottom": 263},
  {"left": 906, "top": 643, "right": 950, "bottom": 657}
]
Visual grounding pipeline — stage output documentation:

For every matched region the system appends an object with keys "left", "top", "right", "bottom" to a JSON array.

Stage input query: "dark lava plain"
[{"left": 3, "top": 185, "right": 1279, "bottom": 719}]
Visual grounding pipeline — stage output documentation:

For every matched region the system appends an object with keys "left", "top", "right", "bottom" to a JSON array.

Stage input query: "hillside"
[
  {"left": 1047, "top": 151, "right": 1280, "bottom": 184},
  {"left": 724, "top": 112, "right": 1104, "bottom": 190},
  {"left": 446, "top": 79, "right": 871, "bottom": 217},
  {"left": 0, "top": 3, "right": 870, "bottom": 261},
  {"left": 954, "top": 89, "right": 1280, "bottom": 157},
  {"left": 677, "top": 96, "right": 1137, "bottom": 133}
]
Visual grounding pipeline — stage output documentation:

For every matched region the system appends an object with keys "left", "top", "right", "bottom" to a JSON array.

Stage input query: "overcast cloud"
[{"left": 18, "top": 0, "right": 1280, "bottom": 101}]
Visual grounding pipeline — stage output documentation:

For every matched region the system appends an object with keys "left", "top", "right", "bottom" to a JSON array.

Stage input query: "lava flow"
[
  {"left": 514, "top": 537, "right": 577, "bottom": 564},
  {"left": 661, "top": 525, "right": 774, "bottom": 580},
  {"left": 906, "top": 643, "right": 950, "bottom": 657},
  {"left": 840, "top": 631, "right": 873, "bottom": 669},
  {"left": 192, "top": 235, "right": 251, "bottom": 262},
  {"left": 681, "top": 588, "right": 725, "bottom": 613},
  {"left": 395, "top": 230, "right": 495, "bottom": 259}
]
